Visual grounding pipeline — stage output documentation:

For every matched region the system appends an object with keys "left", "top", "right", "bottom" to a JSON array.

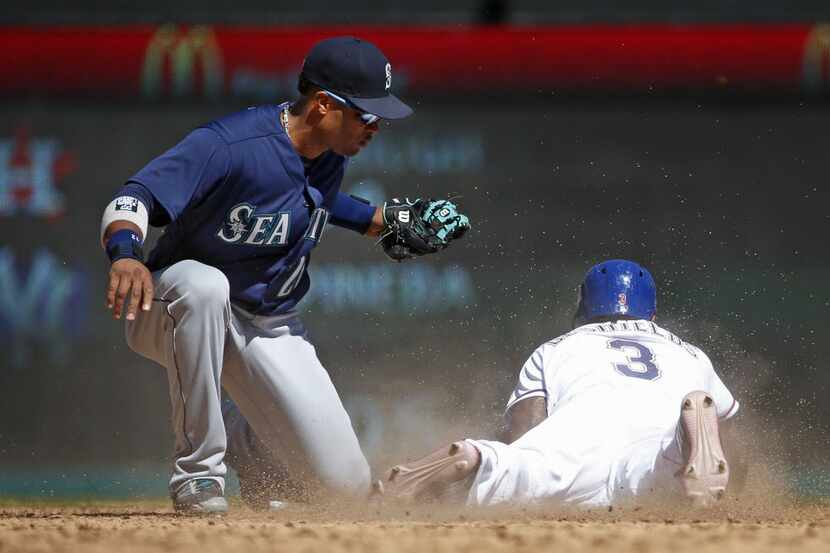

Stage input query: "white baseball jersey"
[{"left": 467, "top": 320, "right": 738, "bottom": 507}]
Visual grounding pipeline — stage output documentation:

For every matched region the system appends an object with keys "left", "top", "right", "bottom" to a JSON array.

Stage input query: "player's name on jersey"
[{"left": 554, "top": 320, "right": 699, "bottom": 358}]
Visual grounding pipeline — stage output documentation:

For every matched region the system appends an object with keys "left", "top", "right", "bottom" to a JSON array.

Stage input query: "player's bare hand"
[{"left": 107, "top": 258, "right": 154, "bottom": 321}]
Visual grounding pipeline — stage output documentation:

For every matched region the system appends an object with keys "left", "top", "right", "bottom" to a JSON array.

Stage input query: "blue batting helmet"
[{"left": 574, "top": 259, "right": 657, "bottom": 325}]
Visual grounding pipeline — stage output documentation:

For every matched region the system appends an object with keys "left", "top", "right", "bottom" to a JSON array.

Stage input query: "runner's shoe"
[
  {"left": 376, "top": 441, "right": 480, "bottom": 502},
  {"left": 678, "top": 391, "right": 729, "bottom": 507}
]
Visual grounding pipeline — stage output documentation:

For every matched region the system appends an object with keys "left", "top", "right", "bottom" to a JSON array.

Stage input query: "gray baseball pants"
[{"left": 125, "top": 259, "right": 370, "bottom": 497}]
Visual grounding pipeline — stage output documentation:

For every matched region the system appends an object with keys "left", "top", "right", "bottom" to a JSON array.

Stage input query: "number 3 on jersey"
[{"left": 608, "top": 339, "right": 661, "bottom": 381}]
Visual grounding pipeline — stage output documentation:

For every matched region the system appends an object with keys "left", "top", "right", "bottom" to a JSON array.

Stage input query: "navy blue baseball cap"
[{"left": 301, "top": 36, "right": 413, "bottom": 120}]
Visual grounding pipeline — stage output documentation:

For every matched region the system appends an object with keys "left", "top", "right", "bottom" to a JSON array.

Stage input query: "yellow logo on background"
[
  {"left": 142, "top": 25, "right": 224, "bottom": 99},
  {"left": 803, "top": 24, "right": 830, "bottom": 93}
]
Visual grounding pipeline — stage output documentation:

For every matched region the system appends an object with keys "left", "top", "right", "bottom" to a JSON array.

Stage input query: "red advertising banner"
[{"left": 2, "top": 24, "right": 829, "bottom": 98}]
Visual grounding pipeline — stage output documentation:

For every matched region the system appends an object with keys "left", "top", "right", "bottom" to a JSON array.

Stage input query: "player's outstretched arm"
[
  {"left": 502, "top": 397, "right": 547, "bottom": 444},
  {"left": 364, "top": 207, "right": 386, "bottom": 237},
  {"left": 102, "top": 220, "right": 154, "bottom": 321}
]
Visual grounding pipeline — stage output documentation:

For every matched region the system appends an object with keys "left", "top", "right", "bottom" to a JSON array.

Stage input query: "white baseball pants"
[{"left": 125, "top": 259, "right": 370, "bottom": 496}]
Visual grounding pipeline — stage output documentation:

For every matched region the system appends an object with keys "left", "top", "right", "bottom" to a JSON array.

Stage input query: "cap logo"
[
  {"left": 618, "top": 293, "right": 628, "bottom": 312},
  {"left": 385, "top": 63, "right": 392, "bottom": 91}
]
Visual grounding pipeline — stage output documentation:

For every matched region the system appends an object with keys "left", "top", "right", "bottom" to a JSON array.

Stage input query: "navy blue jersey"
[{"left": 123, "top": 103, "right": 375, "bottom": 315}]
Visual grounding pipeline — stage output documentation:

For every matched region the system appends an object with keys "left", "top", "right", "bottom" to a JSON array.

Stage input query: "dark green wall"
[{"left": 0, "top": 99, "right": 827, "bottom": 480}]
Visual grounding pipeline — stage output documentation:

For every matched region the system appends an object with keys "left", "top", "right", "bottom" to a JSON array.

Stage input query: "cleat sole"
[{"left": 678, "top": 391, "right": 729, "bottom": 508}]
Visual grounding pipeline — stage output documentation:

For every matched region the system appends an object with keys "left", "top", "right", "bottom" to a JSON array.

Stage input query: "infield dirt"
[{"left": 1, "top": 498, "right": 828, "bottom": 553}]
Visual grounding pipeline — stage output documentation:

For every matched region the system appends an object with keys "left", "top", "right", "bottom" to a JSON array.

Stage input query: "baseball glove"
[{"left": 378, "top": 198, "right": 470, "bottom": 262}]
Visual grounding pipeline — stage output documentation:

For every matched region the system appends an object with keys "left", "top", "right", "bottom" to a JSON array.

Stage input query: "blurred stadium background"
[{"left": 1, "top": 1, "right": 828, "bottom": 499}]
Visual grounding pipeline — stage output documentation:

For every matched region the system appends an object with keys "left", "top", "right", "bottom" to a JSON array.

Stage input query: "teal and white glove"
[
  {"left": 421, "top": 198, "right": 471, "bottom": 242},
  {"left": 379, "top": 198, "right": 471, "bottom": 262}
]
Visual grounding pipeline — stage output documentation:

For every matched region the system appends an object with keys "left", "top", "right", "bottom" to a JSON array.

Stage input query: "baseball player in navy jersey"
[
  {"left": 99, "top": 36, "right": 469, "bottom": 513},
  {"left": 378, "top": 260, "right": 743, "bottom": 508}
]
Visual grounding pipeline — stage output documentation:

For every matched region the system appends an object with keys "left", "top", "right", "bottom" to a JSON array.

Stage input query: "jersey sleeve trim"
[
  {"left": 505, "top": 389, "right": 547, "bottom": 413},
  {"left": 720, "top": 398, "right": 740, "bottom": 420}
]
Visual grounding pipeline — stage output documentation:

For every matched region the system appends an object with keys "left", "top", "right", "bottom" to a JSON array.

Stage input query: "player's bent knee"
[
  {"left": 318, "top": 455, "right": 371, "bottom": 498},
  {"left": 178, "top": 263, "right": 231, "bottom": 309}
]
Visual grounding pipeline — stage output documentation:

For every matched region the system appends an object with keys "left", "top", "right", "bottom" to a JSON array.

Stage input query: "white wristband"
[{"left": 100, "top": 196, "right": 149, "bottom": 248}]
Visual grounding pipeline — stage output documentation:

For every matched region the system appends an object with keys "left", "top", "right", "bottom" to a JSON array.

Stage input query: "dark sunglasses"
[{"left": 322, "top": 90, "right": 381, "bottom": 125}]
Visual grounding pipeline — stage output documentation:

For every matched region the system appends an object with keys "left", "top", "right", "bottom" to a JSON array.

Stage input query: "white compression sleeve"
[{"left": 100, "top": 196, "right": 149, "bottom": 247}]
